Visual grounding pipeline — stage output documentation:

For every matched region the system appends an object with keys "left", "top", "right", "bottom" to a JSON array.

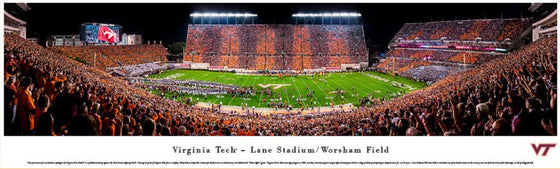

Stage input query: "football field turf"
[{"left": 149, "top": 70, "right": 426, "bottom": 108}]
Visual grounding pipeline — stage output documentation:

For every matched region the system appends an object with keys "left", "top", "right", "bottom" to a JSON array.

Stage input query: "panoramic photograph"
[{"left": 3, "top": 3, "right": 557, "bottom": 136}]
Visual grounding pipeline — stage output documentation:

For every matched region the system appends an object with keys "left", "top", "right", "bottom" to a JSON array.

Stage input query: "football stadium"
[{"left": 3, "top": 3, "right": 557, "bottom": 136}]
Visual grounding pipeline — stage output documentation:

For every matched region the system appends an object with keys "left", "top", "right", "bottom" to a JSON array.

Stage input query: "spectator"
[
  {"left": 3, "top": 27, "right": 555, "bottom": 136},
  {"left": 15, "top": 77, "right": 36, "bottom": 135}
]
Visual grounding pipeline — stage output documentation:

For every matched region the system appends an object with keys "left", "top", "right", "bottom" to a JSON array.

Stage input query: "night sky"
[{"left": 23, "top": 3, "right": 531, "bottom": 52}]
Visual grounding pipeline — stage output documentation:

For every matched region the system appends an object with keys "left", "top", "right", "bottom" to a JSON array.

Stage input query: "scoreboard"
[{"left": 80, "top": 23, "right": 122, "bottom": 44}]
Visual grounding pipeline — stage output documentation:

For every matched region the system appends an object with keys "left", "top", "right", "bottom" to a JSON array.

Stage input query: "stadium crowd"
[
  {"left": 4, "top": 32, "right": 556, "bottom": 136},
  {"left": 50, "top": 44, "right": 168, "bottom": 70},
  {"left": 386, "top": 48, "right": 498, "bottom": 64},
  {"left": 380, "top": 45, "right": 503, "bottom": 82},
  {"left": 380, "top": 19, "right": 528, "bottom": 83},
  {"left": 185, "top": 24, "right": 367, "bottom": 70},
  {"left": 393, "top": 18, "right": 530, "bottom": 42}
]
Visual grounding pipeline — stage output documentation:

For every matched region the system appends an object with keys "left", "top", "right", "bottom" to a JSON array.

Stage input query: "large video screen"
[{"left": 80, "top": 23, "right": 122, "bottom": 44}]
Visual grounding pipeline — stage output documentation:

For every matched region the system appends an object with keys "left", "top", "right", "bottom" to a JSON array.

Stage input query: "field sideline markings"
[
  {"left": 212, "top": 72, "right": 233, "bottom": 105},
  {"left": 369, "top": 72, "right": 418, "bottom": 92},
  {"left": 209, "top": 73, "right": 224, "bottom": 104},
  {"left": 318, "top": 75, "right": 338, "bottom": 104},
  {"left": 370, "top": 72, "right": 417, "bottom": 97},
  {"left": 197, "top": 71, "right": 225, "bottom": 104},
  {"left": 360, "top": 72, "right": 393, "bottom": 96},
  {"left": 346, "top": 73, "right": 378, "bottom": 98},
  {"left": 308, "top": 76, "right": 330, "bottom": 107},
  {"left": 348, "top": 73, "right": 385, "bottom": 95},
  {"left": 155, "top": 70, "right": 422, "bottom": 108},
  {"left": 243, "top": 75, "right": 259, "bottom": 107},
  {"left": 291, "top": 77, "right": 304, "bottom": 107},
  {"left": 359, "top": 72, "right": 390, "bottom": 82},
  {"left": 331, "top": 73, "right": 382, "bottom": 104},
  {"left": 300, "top": 76, "right": 323, "bottom": 107},
  {"left": 165, "top": 73, "right": 184, "bottom": 80},
  {"left": 291, "top": 77, "right": 303, "bottom": 97},
  {"left": 256, "top": 75, "right": 270, "bottom": 107},
  {"left": 257, "top": 84, "right": 292, "bottom": 89},
  {"left": 336, "top": 73, "right": 372, "bottom": 96},
  {"left": 281, "top": 77, "right": 291, "bottom": 106},
  {"left": 320, "top": 74, "right": 346, "bottom": 105},
  {"left": 325, "top": 74, "right": 353, "bottom": 104},
  {"left": 326, "top": 75, "right": 360, "bottom": 103},
  {"left": 319, "top": 75, "right": 351, "bottom": 105},
  {"left": 227, "top": 74, "right": 251, "bottom": 105},
  {"left": 368, "top": 75, "right": 394, "bottom": 98}
]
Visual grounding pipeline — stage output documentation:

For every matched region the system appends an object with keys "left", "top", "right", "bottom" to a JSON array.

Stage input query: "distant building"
[
  {"left": 27, "top": 38, "right": 38, "bottom": 44},
  {"left": 119, "top": 33, "right": 143, "bottom": 45},
  {"left": 47, "top": 34, "right": 83, "bottom": 47},
  {"left": 4, "top": 3, "right": 30, "bottom": 38}
]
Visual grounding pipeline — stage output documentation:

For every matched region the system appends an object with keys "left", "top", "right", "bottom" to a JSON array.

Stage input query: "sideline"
[{"left": 195, "top": 102, "right": 355, "bottom": 115}]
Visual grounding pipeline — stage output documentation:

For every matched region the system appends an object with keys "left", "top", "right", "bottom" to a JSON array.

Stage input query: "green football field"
[{"left": 148, "top": 69, "right": 426, "bottom": 108}]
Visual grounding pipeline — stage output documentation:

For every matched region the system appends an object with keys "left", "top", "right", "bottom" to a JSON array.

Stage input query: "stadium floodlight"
[
  {"left": 190, "top": 13, "right": 257, "bottom": 17},
  {"left": 292, "top": 12, "right": 361, "bottom": 17}
]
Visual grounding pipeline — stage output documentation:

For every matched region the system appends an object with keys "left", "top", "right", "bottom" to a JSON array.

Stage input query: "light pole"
[
  {"left": 300, "top": 34, "right": 304, "bottom": 70},
  {"left": 264, "top": 32, "right": 268, "bottom": 70}
]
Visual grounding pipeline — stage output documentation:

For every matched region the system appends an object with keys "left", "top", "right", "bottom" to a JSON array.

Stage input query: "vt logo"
[
  {"left": 531, "top": 143, "right": 556, "bottom": 156},
  {"left": 257, "top": 84, "right": 292, "bottom": 89}
]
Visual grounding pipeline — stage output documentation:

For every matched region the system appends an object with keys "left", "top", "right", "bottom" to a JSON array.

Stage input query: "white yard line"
[
  {"left": 226, "top": 75, "right": 250, "bottom": 105},
  {"left": 336, "top": 74, "right": 372, "bottom": 95},
  {"left": 256, "top": 76, "right": 269, "bottom": 107},
  {"left": 300, "top": 77, "right": 323, "bottom": 107},
  {"left": 281, "top": 78, "right": 292, "bottom": 106},
  {"left": 359, "top": 72, "right": 394, "bottom": 93}
]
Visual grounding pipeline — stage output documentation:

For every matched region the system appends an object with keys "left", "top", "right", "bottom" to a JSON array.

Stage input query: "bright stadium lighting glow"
[
  {"left": 292, "top": 12, "right": 361, "bottom": 17},
  {"left": 190, "top": 13, "right": 257, "bottom": 17}
]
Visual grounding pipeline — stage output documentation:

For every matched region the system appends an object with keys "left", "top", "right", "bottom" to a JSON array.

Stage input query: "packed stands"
[
  {"left": 459, "top": 20, "right": 490, "bottom": 40},
  {"left": 51, "top": 44, "right": 169, "bottom": 70},
  {"left": 376, "top": 58, "right": 413, "bottom": 73},
  {"left": 392, "top": 18, "right": 530, "bottom": 42},
  {"left": 498, "top": 19, "right": 532, "bottom": 41},
  {"left": 184, "top": 24, "right": 368, "bottom": 70},
  {"left": 397, "top": 60, "right": 431, "bottom": 73},
  {"left": 3, "top": 34, "right": 557, "bottom": 136},
  {"left": 379, "top": 48, "right": 501, "bottom": 82},
  {"left": 386, "top": 48, "right": 499, "bottom": 64},
  {"left": 400, "top": 65, "right": 460, "bottom": 83},
  {"left": 380, "top": 18, "right": 531, "bottom": 83}
]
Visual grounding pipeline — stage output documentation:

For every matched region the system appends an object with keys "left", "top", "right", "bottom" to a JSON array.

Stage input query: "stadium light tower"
[
  {"left": 291, "top": 12, "right": 361, "bottom": 17},
  {"left": 291, "top": 12, "right": 361, "bottom": 25},
  {"left": 190, "top": 13, "right": 257, "bottom": 17},
  {"left": 190, "top": 12, "right": 258, "bottom": 24}
]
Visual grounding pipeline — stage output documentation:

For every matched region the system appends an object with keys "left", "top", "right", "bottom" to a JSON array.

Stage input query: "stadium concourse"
[{"left": 4, "top": 32, "right": 557, "bottom": 136}]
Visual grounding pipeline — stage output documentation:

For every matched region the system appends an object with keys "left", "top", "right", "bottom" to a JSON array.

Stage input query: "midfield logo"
[
  {"left": 257, "top": 84, "right": 292, "bottom": 89},
  {"left": 531, "top": 143, "right": 556, "bottom": 156}
]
